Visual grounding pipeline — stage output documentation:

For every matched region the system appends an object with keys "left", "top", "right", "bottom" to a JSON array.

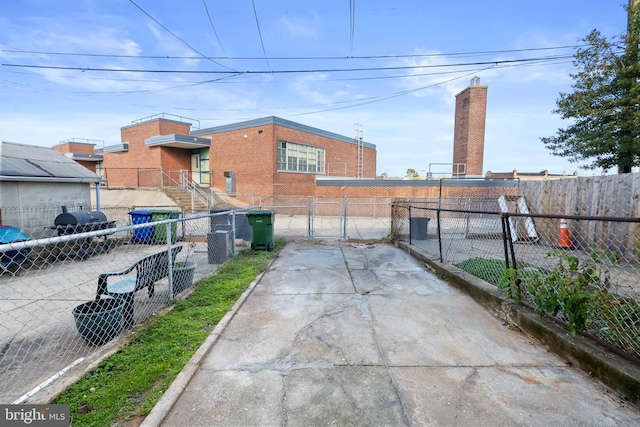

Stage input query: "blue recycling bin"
[{"left": 129, "top": 209, "right": 153, "bottom": 243}]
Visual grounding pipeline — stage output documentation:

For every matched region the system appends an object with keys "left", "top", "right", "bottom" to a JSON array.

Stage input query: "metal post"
[
  {"left": 408, "top": 205, "right": 412, "bottom": 245},
  {"left": 95, "top": 182, "right": 101, "bottom": 211},
  {"left": 231, "top": 211, "right": 237, "bottom": 256},
  {"left": 437, "top": 208, "right": 443, "bottom": 263},
  {"left": 343, "top": 197, "right": 348, "bottom": 238},
  {"left": 504, "top": 213, "right": 517, "bottom": 272},
  {"left": 307, "top": 196, "right": 312, "bottom": 238},
  {"left": 501, "top": 215, "right": 511, "bottom": 270},
  {"left": 167, "top": 223, "right": 174, "bottom": 300}
]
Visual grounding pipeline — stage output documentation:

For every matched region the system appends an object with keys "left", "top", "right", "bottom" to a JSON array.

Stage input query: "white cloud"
[{"left": 278, "top": 14, "right": 320, "bottom": 39}]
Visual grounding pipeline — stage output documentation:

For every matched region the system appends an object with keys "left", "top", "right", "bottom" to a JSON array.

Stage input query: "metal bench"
[{"left": 95, "top": 246, "right": 182, "bottom": 328}]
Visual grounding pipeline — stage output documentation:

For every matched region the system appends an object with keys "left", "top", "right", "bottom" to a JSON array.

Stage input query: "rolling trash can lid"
[
  {"left": 247, "top": 210, "right": 275, "bottom": 225},
  {"left": 128, "top": 209, "right": 153, "bottom": 215},
  {"left": 151, "top": 209, "right": 180, "bottom": 218}
]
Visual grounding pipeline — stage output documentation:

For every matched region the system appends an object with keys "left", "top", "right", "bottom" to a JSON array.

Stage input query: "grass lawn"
[
  {"left": 455, "top": 257, "right": 543, "bottom": 287},
  {"left": 54, "top": 239, "right": 286, "bottom": 426},
  {"left": 455, "top": 257, "right": 509, "bottom": 286}
]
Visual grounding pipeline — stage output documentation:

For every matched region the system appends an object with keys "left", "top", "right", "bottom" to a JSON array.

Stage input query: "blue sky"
[{"left": 0, "top": 1, "right": 629, "bottom": 177}]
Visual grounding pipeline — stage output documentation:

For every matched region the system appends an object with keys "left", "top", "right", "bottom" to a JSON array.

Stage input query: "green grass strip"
[
  {"left": 455, "top": 257, "right": 543, "bottom": 287},
  {"left": 54, "top": 239, "right": 286, "bottom": 426}
]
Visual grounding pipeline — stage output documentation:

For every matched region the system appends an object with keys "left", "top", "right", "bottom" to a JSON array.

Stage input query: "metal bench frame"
[{"left": 95, "top": 246, "right": 182, "bottom": 328}]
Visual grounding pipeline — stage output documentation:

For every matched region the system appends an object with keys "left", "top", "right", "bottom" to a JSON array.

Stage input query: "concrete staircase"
[{"left": 163, "top": 188, "right": 209, "bottom": 212}]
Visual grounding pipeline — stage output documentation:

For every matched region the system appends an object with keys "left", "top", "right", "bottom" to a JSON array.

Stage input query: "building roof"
[
  {"left": 65, "top": 152, "right": 104, "bottom": 162},
  {"left": 484, "top": 170, "right": 579, "bottom": 180},
  {"left": 192, "top": 116, "right": 376, "bottom": 149},
  {"left": 0, "top": 141, "right": 103, "bottom": 183},
  {"left": 145, "top": 134, "right": 211, "bottom": 149}
]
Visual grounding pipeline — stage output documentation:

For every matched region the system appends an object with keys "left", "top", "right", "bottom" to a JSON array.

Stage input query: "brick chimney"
[{"left": 452, "top": 77, "right": 487, "bottom": 177}]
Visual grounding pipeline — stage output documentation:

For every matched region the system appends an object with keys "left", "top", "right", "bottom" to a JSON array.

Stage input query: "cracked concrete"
[{"left": 146, "top": 240, "right": 640, "bottom": 426}]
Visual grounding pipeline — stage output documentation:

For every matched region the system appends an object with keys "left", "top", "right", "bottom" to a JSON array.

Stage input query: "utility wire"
[
  {"left": 350, "top": 0, "right": 356, "bottom": 54},
  {"left": 201, "top": 0, "right": 225, "bottom": 54},
  {"left": 1, "top": 45, "right": 584, "bottom": 60},
  {"left": 5, "top": 60, "right": 570, "bottom": 89},
  {"left": 251, "top": 0, "right": 270, "bottom": 68},
  {"left": 292, "top": 66, "right": 497, "bottom": 116},
  {"left": 2, "top": 54, "right": 575, "bottom": 74},
  {"left": 128, "top": 0, "right": 237, "bottom": 72}
]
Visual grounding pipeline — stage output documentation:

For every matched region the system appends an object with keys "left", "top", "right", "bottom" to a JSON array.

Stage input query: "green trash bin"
[
  {"left": 151, "top": 210, "right": 180, "bottom": 244},
  {"left": 247, "top": 210, "right": 275, "bottom": 251}
]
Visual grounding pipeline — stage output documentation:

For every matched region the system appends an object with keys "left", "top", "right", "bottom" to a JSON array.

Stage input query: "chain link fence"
[
  {"left": 0, "top": 196, "right": 395, "bottom": 403},
  {"left": 0, "top": 207, "right": 254, "bottom": 404},
  {"left": 235, "top": 195, "right": 392, "bottom": 239},
  {"left": 392, "top": 196, "right": 640, "bottom": 362}
]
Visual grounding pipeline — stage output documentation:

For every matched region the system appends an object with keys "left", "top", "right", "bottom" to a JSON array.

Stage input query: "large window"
[{"left": 277, "top": 140, "right": 325, "bottom": 173}]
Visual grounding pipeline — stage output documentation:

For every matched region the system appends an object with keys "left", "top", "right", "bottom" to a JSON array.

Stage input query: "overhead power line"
[
  {"left": 0, "top": 45, "right": 584, "bottom": 60},
  {"left": 350, "top": 0, "right": 356, "bottom": 54},
  {"left": 7, "top": 62, "right": 567, "bottom": 92},
  {"left": 201, "top": 0, "right": 225, "bottom": 54},
  {"left": 293, "top": 65, "right": 497, "bottom": 116},
  {"left": 2, "top": 54, "right": 575, "bottom": 74},
  {"left": 128, "top": 0, "right": 236, "bottom": 72},
  {"left": 251, "top": 0, "right": 270, "bottom": 68}
]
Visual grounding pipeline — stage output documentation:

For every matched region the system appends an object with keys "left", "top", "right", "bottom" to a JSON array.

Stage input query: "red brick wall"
[
  {"left": 201, "top": 123, "right": 377, "bottom": 196},
  {"left": 206, "top": 125, "right": 276, "bottom": 195},
  {"left": 53, "top": 142, "right": 96, "bottom": 155},
  {"left": 160, "top": 147, "right": 192, "bottom": 183},
  {"left": 77, "top": 160, "right": 96, "bottom": 173},
  {"left": 315, "top": 184, "right": 441, "bottom": 199},
  {"left": 315, "top": 183, "right": 509, "bottom": 200},
  {"left": 99, "top": 117, "right": 378, "bottom": 194},
  {"left": 453, "top": 85, "right": 487, "bottom": 177},
  {"left": 103, "top": 119, "right": 192, "bottom": 187}
]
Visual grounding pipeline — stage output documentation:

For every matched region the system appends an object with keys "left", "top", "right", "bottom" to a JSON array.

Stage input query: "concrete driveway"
[{"left": 144, "top": 240, "right": 640, "bottom": 426}]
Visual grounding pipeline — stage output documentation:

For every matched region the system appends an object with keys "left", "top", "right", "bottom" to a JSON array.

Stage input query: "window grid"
[{"left": 278, "top": 140, "right": 325, "bottom": 174}]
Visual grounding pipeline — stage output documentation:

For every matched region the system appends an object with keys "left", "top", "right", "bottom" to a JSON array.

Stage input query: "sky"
[{"left": 0, "top": 1, "right": 630, "bottom": 178}]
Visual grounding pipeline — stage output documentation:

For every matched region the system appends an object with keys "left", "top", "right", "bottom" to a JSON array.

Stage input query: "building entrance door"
[
  {"left": 191, "top": 151, "right": 210, "bottom": 185},
  {"left": 191, "top": 153, "right": 200, "bottom": 184}
]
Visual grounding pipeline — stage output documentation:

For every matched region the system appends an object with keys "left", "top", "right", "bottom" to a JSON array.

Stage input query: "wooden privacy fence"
[{"left": 520, "top": 174, "right": 640, "bottom": 258}]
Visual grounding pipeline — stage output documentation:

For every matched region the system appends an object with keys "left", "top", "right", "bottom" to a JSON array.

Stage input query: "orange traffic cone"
[{"left": 557, "top": 212, "right": 572, "bottom": 248}]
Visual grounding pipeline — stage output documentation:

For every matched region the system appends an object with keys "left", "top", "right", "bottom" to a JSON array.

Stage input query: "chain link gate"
[{"left": 310, "top": 198, "right": 344, "bottom": 238}]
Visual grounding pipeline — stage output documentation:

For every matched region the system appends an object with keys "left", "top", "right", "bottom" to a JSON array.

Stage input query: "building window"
[
  {"left": 96, "top": 161, "right": 104, "bottom": 178},
  {"left": 277, "top": 140, "right": 325, "bottom": 173}
]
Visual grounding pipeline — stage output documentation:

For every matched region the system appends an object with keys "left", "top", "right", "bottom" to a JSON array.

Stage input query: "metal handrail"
[{"left": 161, "top": 170, "right": 212, "bottom": 210}]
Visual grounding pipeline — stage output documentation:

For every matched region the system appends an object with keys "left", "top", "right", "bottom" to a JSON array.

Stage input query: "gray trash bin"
[
  {"left": 207, "top": 229, "right": 232, "bottom": 264},
  {"left": 234, "top": 213, "right": 251, "bottom": 241},
  {"left": 210, "top": 209, "right": 230, "bottom": 232},
  {"left": 410, "top": 217, "right": 430, "bottom": 240}
]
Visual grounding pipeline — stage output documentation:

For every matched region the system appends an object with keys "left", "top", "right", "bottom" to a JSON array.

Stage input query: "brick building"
[
  {"left": 55, "top": 80, "right": 496, "bottom": 202},
  {"left": 55, "top": 115, "right": 377, "bottom": 198},
  {"left": 52, "top": 139, "right": 103, "bottom": 174},
  {"left": 452, "top": 77, "right": 487, "bottom": 177}
]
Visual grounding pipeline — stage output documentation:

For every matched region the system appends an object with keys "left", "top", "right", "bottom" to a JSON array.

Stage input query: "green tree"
[
  {"left": 541, "top": 2, "right": 640, "bottom": 173},
  {"left": 406, "top": 168, "right": 420, "bottom": 179}
]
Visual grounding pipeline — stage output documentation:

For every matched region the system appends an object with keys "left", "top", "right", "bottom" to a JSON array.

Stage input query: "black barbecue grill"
[
  {"left": 53, "top": 207, "right": 116, "bottom": 235},
  {"left": 51, "top": 207, "right": 116, "bottom": 259}
]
